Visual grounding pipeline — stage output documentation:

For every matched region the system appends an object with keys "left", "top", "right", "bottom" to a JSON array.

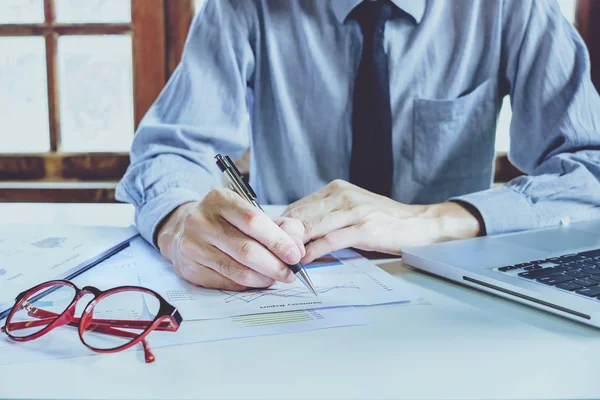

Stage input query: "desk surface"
[{"left": 0, "top": 203, "right": 599, "bottom": 400}]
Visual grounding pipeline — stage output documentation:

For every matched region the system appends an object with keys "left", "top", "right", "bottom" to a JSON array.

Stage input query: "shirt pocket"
[{"left": 412, "top": 79, "right": 497, "bottom": 185}]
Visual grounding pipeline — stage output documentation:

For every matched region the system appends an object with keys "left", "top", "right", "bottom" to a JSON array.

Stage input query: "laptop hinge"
[{"left": 463, "top": 276, "right": 591, "bottom": 320}]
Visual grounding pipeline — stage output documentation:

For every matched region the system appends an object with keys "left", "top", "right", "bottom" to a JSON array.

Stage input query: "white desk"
[{"left": 1, "top": 203, "right": 599, "bottom": 400}]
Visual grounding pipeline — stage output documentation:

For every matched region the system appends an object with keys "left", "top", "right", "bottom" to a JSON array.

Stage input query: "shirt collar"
[{"left": 331, "top": 0, "right": 426, "bottom": 24}]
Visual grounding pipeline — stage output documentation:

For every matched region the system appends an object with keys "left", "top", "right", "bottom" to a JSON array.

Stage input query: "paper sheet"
[
  {"left": 131, "top": 238, "right": 419, "bottom": 320},
  {"left": 0, "top": 307, "right": 365, "bottom": 365},
  {"left": 0, "top": 224, "right": 138, "bottom": 318},
  {"left": 0, "top": 241, "right": 367, "bottom": 365}
]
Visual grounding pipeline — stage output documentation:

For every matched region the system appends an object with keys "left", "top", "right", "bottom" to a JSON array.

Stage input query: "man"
[{"left": 117, "top": 0, "right": 600, "bottom": 291}]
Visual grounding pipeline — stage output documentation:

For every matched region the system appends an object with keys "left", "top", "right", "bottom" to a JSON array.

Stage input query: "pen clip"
[{"left": 224, "top": 155, "right": 257, "bottom": 199}]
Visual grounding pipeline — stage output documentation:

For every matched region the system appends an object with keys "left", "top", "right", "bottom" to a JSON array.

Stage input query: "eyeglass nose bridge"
[
  {"left": 80, "top": 286, "right": 102, "bottom": 297},
  {"left": 51, "top": 286, "right": 102, "bottom": 329}
]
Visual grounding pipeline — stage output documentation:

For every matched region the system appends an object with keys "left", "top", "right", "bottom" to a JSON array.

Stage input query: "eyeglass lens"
[
  {"left": 80, "top": 289, "right": 161, "bottom": 351},
  {"left": 6, "top": 282, "right": 76, "bottom": 338}
]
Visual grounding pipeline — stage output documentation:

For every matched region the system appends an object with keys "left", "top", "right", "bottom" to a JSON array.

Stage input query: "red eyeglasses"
[{"left": 1, "top": 280, "right": 182, "bottom": 363}]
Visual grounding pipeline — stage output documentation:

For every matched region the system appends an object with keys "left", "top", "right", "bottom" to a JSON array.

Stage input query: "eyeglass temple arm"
[
  {"left": 2, "top": 308, "right": 178, "bottom": 337},
  {"left": 1, "top": 316, "right": 159, "bottom": 364}
]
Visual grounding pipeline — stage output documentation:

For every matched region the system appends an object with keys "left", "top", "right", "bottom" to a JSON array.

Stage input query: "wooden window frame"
[{"left": 0, "top": 0, "right": 194, "bottom": 201}]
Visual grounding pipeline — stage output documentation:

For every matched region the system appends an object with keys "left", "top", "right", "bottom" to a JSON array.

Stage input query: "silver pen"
[{"left": 214, "top": 154, "right": 318, "bottom": 296}]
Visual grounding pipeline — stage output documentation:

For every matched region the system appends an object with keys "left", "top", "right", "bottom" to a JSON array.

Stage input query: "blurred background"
[{"left": 0, "top": 0, "right": 598, "bottom": 202}]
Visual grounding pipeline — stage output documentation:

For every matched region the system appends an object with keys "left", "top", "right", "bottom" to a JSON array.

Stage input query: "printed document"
[
  {"left": 0, "top": 244, "right": 366, "bottom": 365},
  {"left": 0, "top": 224, "right": 138, "bottom": 318},
  {"left": 131, "top": 238, "right": 420, "bottom": 320}
]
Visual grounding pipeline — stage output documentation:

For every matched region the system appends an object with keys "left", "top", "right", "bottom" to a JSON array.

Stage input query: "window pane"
[
  {"left": 0, "top": 0, "right": 44, "bottom": 24},
  {"left": 55, "top": 0, "right": 131, "bottom": 23},
  {"left": 0, "top": 37, "right": 50, "bottom": 153},
  {"left": 58, "top": 35, "right": 134, "bottom": 152}
]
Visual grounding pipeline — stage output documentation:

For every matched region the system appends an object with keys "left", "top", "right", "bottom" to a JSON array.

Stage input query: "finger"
[
  {"left": 206, "top": 222, "right": 296, "bottom": 284},
  {"left": 202, "top": 245, "right": 276, "bottom": 288},
  {"left": 219, "top": 205, "right": 302, "bottom": 267},
  {"left": 302, "top": 226, "right": 362, "bottom": 264},
  {"left": 176, "top": 262, "right": 246, "bottom": 291},
  {"left": 285, "top": 195, "right": 363, "bottom": 243},
  {"left": 284, "top": 194, "right": 339, "bottom": 221},
  {"left": 300, "top": 210, "right": 361, "bottom": 242},
  {"left": 274, "top": 217, "right": 306, "bottom": 257},
  {"left": 284, "top": 191, "right": 327, "bottom": 215},
  {"left": 177, "top": 233, "right": 277, "bottom": 288},
  {"left": 284, "top": 181, "right": 341, "bottom": 215}
]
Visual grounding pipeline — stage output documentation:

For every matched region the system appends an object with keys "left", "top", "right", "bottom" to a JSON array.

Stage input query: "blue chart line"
[
  {"left": 305, "top": 254, "right": 343, "bottom": 270},
  {"left": 221, "top": 283, "right": 360, "bottom": 304}
]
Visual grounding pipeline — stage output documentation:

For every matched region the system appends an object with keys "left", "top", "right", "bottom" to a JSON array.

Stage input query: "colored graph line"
[
  {"left": 221, "top": 282, "right": 359, "bottom": 304},
  {"left": 31, "top": 237, "right": 67, "bottom": 249},
  {"left": 305, "top": 254, "right": 343, "bottom": 269},
  {"left": 232, "top": 311, "right": 314, "bottom": 326}
]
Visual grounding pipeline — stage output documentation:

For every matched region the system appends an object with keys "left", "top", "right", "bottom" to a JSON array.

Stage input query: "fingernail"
[{"left": 285, "top": 247, "right": 301, "bottom": 264}]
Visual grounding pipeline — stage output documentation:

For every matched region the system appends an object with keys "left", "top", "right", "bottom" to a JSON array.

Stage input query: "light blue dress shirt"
[{"left": 117, "top": 0, "right": 600, "bottom": 247}]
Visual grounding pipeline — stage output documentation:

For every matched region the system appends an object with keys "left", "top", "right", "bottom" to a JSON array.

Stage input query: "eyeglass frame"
[{"left": 1, "top": 280, "right": 183, "bottom": 363}]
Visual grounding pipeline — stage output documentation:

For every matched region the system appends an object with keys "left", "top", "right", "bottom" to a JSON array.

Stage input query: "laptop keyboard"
[{"left": 496, "top": 248, "right": 600, "bottom": 300}]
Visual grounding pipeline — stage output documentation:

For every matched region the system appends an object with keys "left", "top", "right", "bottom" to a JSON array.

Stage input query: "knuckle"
[
  {"left": 329, "top": 179, "right": 346, "bottom": 190},
  {"left": 302, "top": 218, "right": 315, "bottom": 236},
  {"left": 204, "top": 188, "right": 221, "bottom": 202},
  {"left": 205, "top": 188, "right": 234, "bottom": 207},
  {"left": 285, "top": 209, "right": 300, "bottom": 220},
  {"left": 268, "top": 235, "right": 286, "bottom": 252},
  {"left": 283, "top": 203, "right": 298, "bottom": 217},
  {"left": 323, "top": 233, "right": 336, "bottom": 245},
  {"left": 341, "top": 189, "right": 357, "bottom": 204},
  {"left": 214, "top": 257, "right": 235, "bottom": 278},
  {"left": 238, "top": 241, "right": 257, "bottom": 264},
  {"left": 242, "top": 209, "right": 262, "bottom": 229}
]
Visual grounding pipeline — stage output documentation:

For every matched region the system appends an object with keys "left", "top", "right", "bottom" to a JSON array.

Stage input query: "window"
[{"left": 0, "top": 0, "right": 194, "bottom": 201}]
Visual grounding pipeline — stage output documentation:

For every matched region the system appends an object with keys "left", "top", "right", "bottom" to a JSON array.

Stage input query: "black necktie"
[{"left": 349, "top": 0, "right": 394, "bottom": 197}]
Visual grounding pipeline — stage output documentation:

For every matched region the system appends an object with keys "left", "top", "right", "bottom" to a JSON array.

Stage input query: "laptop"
[{"left": 402, "top": 219, "right": 600, "bottom": 328}]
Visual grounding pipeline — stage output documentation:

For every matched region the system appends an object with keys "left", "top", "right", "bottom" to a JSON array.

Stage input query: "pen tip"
[{"left": 296, "top": 268, "right": 318, "bottom": 296}]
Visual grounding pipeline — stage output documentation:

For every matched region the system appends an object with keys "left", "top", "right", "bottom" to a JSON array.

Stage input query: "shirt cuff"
[
  {"left": 451, "top": 186, "right": 537, "bottom": 236},
  {"left": 135, "top": 188, "right": 203, "bottom": 249}
]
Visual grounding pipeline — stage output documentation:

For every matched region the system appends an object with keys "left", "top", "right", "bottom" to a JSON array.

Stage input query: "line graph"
[
  {"left": 221, "top": 282, "right": 360, "bottom": 304},
  {"left": 132, "top": 239, "right": 414, "bottom": 320}
]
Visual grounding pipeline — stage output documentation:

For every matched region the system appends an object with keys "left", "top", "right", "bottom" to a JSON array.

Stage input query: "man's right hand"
[{"left": 156, "top": 188, "right": 306, "bottom": 291}]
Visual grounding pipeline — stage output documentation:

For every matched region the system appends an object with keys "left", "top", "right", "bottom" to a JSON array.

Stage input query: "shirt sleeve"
[
  {"left": 454, "top": 0, "right": 600, "bottom": 235},
  {"left": 116, "top": 0, "right": 256, "bottom": 247}
]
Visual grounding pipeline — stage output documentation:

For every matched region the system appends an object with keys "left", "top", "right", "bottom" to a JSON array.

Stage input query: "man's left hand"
[{"left": 283, "top": 180, "right": 483, "bottom": 264}]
